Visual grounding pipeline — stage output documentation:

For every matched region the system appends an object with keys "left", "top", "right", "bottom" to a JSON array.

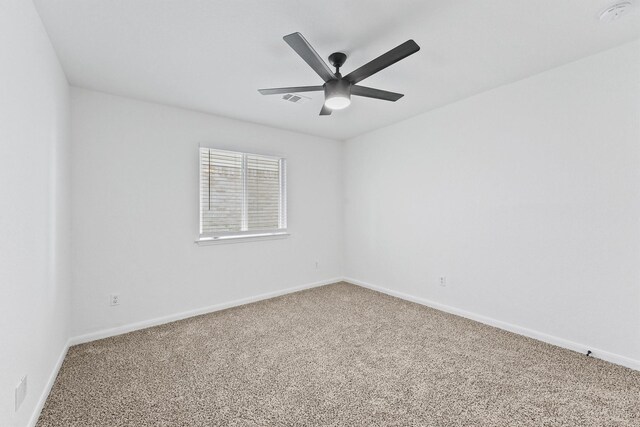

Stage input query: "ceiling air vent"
[{"left": 282, "top": 94, "right": 310, "bottom": 104}]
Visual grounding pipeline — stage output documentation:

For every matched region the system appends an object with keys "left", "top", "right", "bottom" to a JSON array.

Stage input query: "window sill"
[{"left": 195, "top": 232, "right": 290, "bottom": 246}]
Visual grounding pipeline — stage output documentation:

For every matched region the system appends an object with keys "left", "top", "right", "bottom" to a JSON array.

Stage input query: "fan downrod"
[{"left": 328, "top": 52, "right": 347, "bottom": 73}]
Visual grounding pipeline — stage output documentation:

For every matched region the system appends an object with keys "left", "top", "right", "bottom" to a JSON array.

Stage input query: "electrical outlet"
[
  {"left": 439, "top": 276, "right": 447, "bottom": 287},
  {"left": 15, "top": 376, "right": 27, "bottom": 412},
  {"left": 110, "top": 293, "right": 120, "bottom": 306}
]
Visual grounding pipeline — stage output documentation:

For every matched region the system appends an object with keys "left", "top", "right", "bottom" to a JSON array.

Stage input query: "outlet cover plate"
[
  {"left": 15, "top": 376, "right": 27, "bottom": 412},
  {"left": 110, "top": 293, "right": 120, "bottom": 306}
]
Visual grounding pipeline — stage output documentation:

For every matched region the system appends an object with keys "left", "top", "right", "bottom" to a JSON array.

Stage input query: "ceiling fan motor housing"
[{"left": 324, "top": 78, "right": 351, "bottom": 109}]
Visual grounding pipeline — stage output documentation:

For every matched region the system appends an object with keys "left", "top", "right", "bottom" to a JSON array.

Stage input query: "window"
[{"left": 199, "top": 147, "right": 287, "bottom": 241}]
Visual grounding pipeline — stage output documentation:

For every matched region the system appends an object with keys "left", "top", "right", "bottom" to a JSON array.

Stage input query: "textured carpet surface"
[{"left": 38, "top": 282, "right": 639, "bottom": 426}]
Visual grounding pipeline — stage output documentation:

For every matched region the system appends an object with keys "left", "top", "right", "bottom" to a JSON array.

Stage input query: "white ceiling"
[{"left": 34, "top": 0, "right": 640, "bottom": 140}]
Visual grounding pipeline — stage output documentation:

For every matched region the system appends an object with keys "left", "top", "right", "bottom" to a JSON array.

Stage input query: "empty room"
[{"left": 2, "top": 0, "right": 640, "bottom": 426}]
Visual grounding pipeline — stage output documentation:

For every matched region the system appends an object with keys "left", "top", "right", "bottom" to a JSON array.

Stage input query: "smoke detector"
[{"left": 599, "top": 2, "right": 633, "bottom": 22}]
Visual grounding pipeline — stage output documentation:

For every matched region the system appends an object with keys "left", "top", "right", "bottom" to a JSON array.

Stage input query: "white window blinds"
[{"left": 199, "top": 148, "right": 287, "bottom": 239}]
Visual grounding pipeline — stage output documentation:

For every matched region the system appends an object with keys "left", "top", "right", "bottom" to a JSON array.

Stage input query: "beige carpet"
[{"left": 37, "top": 282, "right": 639, "bottom": 426}]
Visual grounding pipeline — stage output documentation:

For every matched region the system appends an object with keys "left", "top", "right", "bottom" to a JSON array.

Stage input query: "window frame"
[{"left": 196, "top": 146, "right": 288, "bottom": 244}]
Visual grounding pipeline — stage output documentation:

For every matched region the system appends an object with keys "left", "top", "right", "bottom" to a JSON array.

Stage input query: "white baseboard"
[
  {"left": 344, "top": 277, "right": 640, "bottom": 371},
  {"left": 27, "top": 338, "right": 71, "bottom": 427},
  {"left": 69, "top": 277, "right": 343, "bottom": 346}
]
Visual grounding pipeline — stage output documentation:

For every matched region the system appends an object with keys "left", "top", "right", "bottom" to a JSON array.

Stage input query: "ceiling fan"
[{"left": 258, "top": 32, "right": 420, "bottom": 115}]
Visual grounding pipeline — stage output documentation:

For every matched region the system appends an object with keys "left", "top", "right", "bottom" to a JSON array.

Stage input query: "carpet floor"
[{"left": 37, "top": 282, "right": 639, "bottom": 426}]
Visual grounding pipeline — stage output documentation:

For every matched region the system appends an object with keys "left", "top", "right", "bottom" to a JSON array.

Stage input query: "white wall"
[
  {"left": 344, "top": 40, "right": 640, "bottom": 365},
  {"left": 70, "top": 88, "right": 343, "bottom": 338},
  {"left": 0, "top": 1, "right": 71, "bottom": 426}
]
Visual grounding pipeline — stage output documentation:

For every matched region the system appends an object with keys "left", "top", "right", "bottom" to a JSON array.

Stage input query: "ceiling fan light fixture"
[
  {"left": 325, "top": 95, "right": 351, "bottom": 110},
  {"left": 324, "top": 79, "right": 351, "bottom": 110}
]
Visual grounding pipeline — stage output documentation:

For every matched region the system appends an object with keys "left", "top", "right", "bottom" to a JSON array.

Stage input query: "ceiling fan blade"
[
  {"left": 258, "top": 86, "right": 324, "bottom": 95},
  {"left": 345, "top": 40, "right": 420, "bottom": 85},
  {"left": 283, "top": 32, "right": 336, "bottom": 82},
  {"left": 351, "top": 85, "right": 404, "bottom": 101},
  {"left": 319, "top": 104, "right": 332, "bottom": 116}
]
